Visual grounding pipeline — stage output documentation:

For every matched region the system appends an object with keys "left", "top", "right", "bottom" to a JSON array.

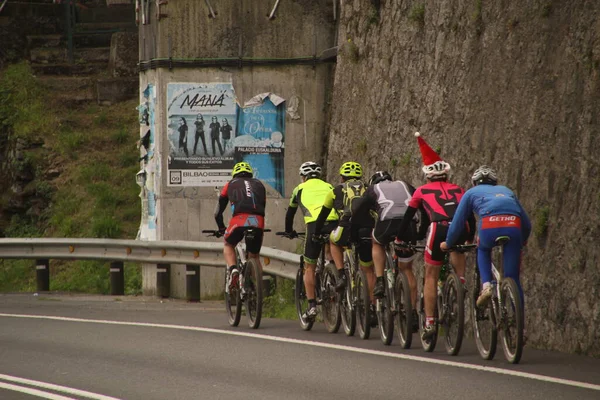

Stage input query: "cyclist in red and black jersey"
[
  {"left": 398, "top": 133, "right": 475, "bottom": 341},
  {"left": 214, "top": 161, "right": 267, "bottom": 287}
]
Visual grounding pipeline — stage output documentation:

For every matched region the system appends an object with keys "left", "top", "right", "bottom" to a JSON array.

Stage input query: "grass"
[
  {"left": 409, "top": 4, "right": 425, "bottom": 26},
  {"left": 263, "top": 278, "right": 297, "bottom": 320},
  {"left": 0, "top": 62, "right": 141, "bottom": 294},
  {"left": 534, "top": 206, "right": 550, "bottom": 237}
]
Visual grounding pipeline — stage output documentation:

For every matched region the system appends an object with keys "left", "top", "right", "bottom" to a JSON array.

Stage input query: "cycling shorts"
[
  {"left": 304, "top": 221, "right": 337, "bottom": 265},
  {"left": 372, "top": 218, "right": 416, "bottom": 245},
  {"left": 224, "top": 214, "right": 264, "bottom": 254},
  {"left": 424, "top": 221, "right": 469, "bottom": 266},
  {"left": 331, "top": 225, "right": 373, "bottom": 266}
]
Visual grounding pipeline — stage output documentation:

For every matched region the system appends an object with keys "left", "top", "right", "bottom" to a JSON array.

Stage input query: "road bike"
[
  {"left": 277, "top": 232, "right": 340, "bottom": 333},
  {"left": 203, "top": 228, "right": 270, "bottom": 329},
  {"left": 418, "top": 243, "right": 476, "bottom": 354},
  {"left": 472, "top": 236, "right": 524, "bottom": 364},
  {"left": 389, "top": 241, "right": 425, "bottom": 349},
  {"left": 339, "top": 235, "right": 373, "bottom": 340}
]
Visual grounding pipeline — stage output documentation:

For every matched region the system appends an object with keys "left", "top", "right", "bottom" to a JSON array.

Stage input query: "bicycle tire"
[
  {"left": 355, "top": 269, "right": 371, "bottom": 340},
  {"left": 443, "top": 272, "right": 465, "bottom": 356},
  {"left": 378, "top": 276, "right": 394, "bottom": 345},
  {"left": 395, "top": 270, "right": 413, "bottom": 349},
  {"left": 224, "top": 268, "right": 242, "bottom": 327},
  {"left": 500, "top": 277, "right": 524, "bottom": 364},
  {"left": 321, "top": 263, "right": 341, "bottom": 333},
  {"left": 340, "top": 265, "right": 356, "bottom": 336},
  {"left": 244, "top": 258, "right": 263, "bottom": 329},
  {"left": 472, "top": 268, "right": 497, "bottom": 360},
  {"left": 294, "top": 264, "right": 314, "bottom": 331}
]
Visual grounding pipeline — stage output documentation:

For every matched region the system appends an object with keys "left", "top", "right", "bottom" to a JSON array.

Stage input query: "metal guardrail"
[{"left": 0, "top": 238, "right": 300, "bottom": 280}]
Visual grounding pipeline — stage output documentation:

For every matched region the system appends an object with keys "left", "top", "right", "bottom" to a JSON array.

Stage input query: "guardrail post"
[
  {"left": 35, "top": 259, "right": 50, "bottom": 292},
  {"left": 110, "top": 261, "right": 125, "bottom": 295},
  {"left": 186, "top": 264, "right": 200, "bottom": 302},
  {"left": 263, "top": 274, "right": 274, "bottom": 297},
  {"left": 156, "top": 263, "right": 170, "bottom": 298}
]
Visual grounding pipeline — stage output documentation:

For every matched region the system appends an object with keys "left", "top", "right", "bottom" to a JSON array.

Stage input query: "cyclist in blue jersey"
[{"left": 441, "top": 166, "right": 531, "bottom": 308}]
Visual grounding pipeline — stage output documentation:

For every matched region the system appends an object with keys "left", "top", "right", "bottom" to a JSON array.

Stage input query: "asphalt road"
[{"left": 0, "top": 293, "right": 599, "bottom": 400}]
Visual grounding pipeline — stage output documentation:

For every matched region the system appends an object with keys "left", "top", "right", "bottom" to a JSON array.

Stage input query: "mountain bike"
[
  {"left": 203, "top": 228, "right": 270, "bottom": 329},
  {"left": 418, "top": 243, "right": 476, "bottom": 353},
  {"left": 391, "top": 241, "right": 425, "bottom": 349},
  {"left": 340, "top": 235, "right": 373, "bottom": 340},
  {"left": 472, "top": 236, "right": 524, "bottom": 364},
  {"left": 277, "top": 232, "right": 340, "bottom": 333}
]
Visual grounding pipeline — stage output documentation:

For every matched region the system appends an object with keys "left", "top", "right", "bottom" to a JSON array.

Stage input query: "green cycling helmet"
[
  {"left": 232, "top": 161, "right": 253, "bottom": 177},
  {"left": 339, "top": 161, "right": 363, "bottom": 178}
]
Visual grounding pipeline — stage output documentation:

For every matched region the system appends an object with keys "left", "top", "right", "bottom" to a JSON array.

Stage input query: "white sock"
[{"left": 482, "top": 282, "right": 491, "bottom": 291}]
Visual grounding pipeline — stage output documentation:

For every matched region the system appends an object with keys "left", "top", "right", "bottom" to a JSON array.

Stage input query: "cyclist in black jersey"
[{"left": 354, "top": 171, "right": 426, "bottom": 330}]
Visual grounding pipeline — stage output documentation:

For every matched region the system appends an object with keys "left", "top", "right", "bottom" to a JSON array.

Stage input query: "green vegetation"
[
  {"left": 534, "top": 206, "right": 550, "bottom": 237},
  {"left": 263, "top": 278, "right": 296, "bottom": 320},
  {"left": 408, "top": 4, "right": 425, "bottom": 26},
  {"left": 0, "top": 62, "right": 141, "bottom": 294},
  {"left": 541, "top": 2, "right": 553, "bottom": 17},
  {"left": 344, "top": 38, "right": 360, "bottom": 63},
  {"left": 367, "top": 4, "right": 380, "bottom": 26},
  {"left": 355, "top": 138, "right": 368, "bottom": 155},
  {"left": 400, "top": 153, "right": 412, "bottom": 166}
]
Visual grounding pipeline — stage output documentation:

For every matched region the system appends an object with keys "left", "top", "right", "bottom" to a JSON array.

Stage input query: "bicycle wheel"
[
  {"left": 355, "top": 269, "right": 371, "bottom": 340},
  {"left": 500, "top": 277, "right": 524, "bottom": 364},
  {"left": 378, "top": 277, "right": 394, "bottom": 345},
  {"left": 340, "top": 267, "right": 356, "bottom": 336},
  {"left": 395, "top": 270, "right": 413, "bottom": 349},
  {"left": 472, "top": 270, "right": 497, "bottom": 360},
  {"left": 321, "top": 263, "right": 341, "bottom": 333},
  {"left": 443, "top": 272, "right": 465, "bottom": 356},
  {"left": 244, "top": 258, "right": 263, "bottom": 329},
  {"left": 294, "top": 264, "right": 314, "bottom": 331},
  {"left": 224, "top": 268, "right": 242, "bottom": 327}
]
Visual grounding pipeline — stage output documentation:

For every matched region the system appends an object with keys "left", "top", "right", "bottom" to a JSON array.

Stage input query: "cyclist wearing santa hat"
[{"left": 398, "top": 132, "right": 475, "bottom": 342}]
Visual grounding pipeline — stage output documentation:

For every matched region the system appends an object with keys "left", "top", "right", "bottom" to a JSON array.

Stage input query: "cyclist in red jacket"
[{"left": 398, "top": 133, "right": 474, "bottom": 342}]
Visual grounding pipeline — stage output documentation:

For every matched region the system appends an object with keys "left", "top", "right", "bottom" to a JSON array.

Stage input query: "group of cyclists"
[{"left": 213, "top": 132, "right": 531, "bottom": 345}]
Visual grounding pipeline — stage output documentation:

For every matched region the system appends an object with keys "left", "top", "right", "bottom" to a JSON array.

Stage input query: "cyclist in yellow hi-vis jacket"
[{"left": 284, "top": 161, "right": 339, "bottom": 319}]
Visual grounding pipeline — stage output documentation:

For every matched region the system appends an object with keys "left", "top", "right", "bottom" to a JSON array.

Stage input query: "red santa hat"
[{"left": 414, "top": 132, "right": 442, "bottom": 166}]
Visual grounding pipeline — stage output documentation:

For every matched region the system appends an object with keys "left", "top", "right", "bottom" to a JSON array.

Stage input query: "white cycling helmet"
[
  {"left": 422, "top": 160, "right": 451, "bottom": 178},
  {"left": 472, "top": 165, "right": 498, "bottom": 185},
  {"left": 299, "top": 161, "right": 322, "bottom": 178}
]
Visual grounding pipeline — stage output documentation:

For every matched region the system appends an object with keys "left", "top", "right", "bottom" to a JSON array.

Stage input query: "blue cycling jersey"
[{"left": 445, "top": 184, "right": 531, "bottom": 247}]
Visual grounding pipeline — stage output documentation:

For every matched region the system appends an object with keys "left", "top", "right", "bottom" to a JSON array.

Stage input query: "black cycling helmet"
[{"left": 369, "top": 171, "right": 392, "bottom": 186}]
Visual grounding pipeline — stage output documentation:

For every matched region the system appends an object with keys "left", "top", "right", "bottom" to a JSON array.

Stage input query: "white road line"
[
  {"left": 0, "top": 381, "right": 77, "bottom": 400},
  {"left": 1, "top": 313, "right": 599, "bottom": 392},
  {"left": 0, "top": 373, "right": 122, "bottom": 400}
]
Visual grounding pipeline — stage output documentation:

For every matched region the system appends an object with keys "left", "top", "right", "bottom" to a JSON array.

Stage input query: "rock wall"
[{"left": 327, "top": 0, "right": 600, "bottom": 356}]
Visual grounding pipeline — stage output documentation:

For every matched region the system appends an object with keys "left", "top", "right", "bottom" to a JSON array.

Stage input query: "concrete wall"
[{"left": 139, "top": 0, "right": 336, "bottom": 298}]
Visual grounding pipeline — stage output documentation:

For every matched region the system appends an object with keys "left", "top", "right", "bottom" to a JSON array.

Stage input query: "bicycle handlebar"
[
  {"left": 202, "top": 228, "right": 271, "bottom": 237},
  {"left": 275, "top": 231, "right": 306, "bottom": 239},
  {"left": 448, "top": 243, "right": 477, "bottom": 252}
]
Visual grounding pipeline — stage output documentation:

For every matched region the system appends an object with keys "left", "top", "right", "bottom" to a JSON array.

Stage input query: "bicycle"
[
  {"left": 340, "top": 235, "right": 373, "bottom": 340},
  {"left": 202, "top": 228, "right": 270, "bottom": 329},
  {"left": 472, "top": 236, "right": 524, "bottom": 364},
  {"left": 389, "top": 241, "right": 425, "bottom": 349},
  {"left": 418, "top": 242, "right": 476, "bottom": 354},
  {"left": 276, "top": 232, "right": 340, "bottom": 333}
]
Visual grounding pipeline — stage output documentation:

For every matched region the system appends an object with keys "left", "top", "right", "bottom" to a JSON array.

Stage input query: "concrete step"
[
  {"left": 30, "top": 47, "right": 110, "bottom": 64},
  {"left": 77, "top": 5, "right": 136, "bottom": 23},
  {"left": 73, "top": 32, "right": 114, "bottom": 48},
  {"left": 97, "top": 76, "right": 138, "bottom": 105},
  {"left": 31, "top": 62, "right": 107, "bottom": 76},
  {"left": 27, "top": 34, "right": 62, "bottom": 48},
  {"left": 75, "top": 22, "right": 137, "bottom": 33},
  {"left": 38, "top": 76, "right": 95, "bottom": 92},
  {"left": 1, "top": 3, "right": 62, "bottom": 19}
]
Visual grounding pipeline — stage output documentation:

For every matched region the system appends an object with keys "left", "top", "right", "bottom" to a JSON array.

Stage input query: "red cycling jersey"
[{"left": 408, "top": 181, "right": 465, "bottom": 222}]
